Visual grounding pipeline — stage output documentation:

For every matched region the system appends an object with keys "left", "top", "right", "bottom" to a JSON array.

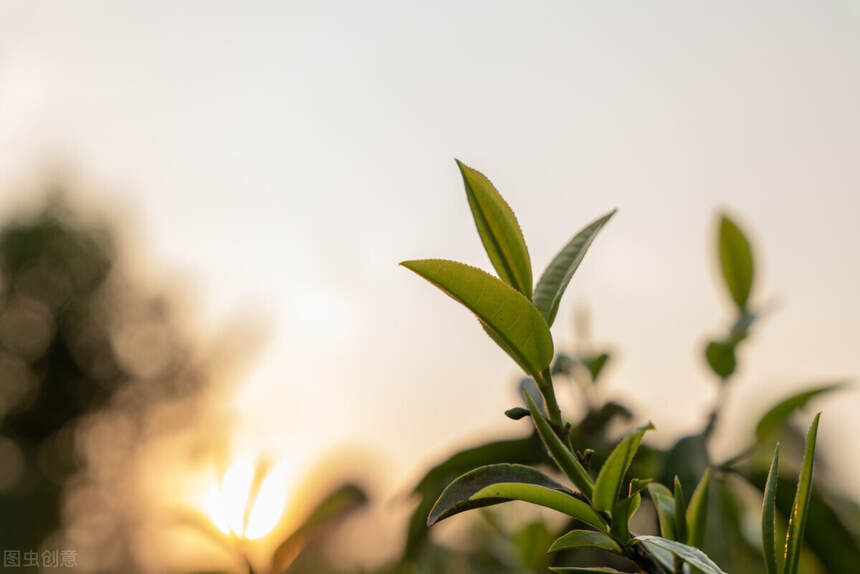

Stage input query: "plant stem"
[
  {"left": 537, "top": 368, "right": 563, "bottom": 427},
  {"left": 704, "top": 379, "right": 730, "bottom": 438},
  {"left": 539, "top": 365, "right": 664, "bottom": 573},
  {"left": 628, "top": 543, "right": 669, "bottom": 574}
]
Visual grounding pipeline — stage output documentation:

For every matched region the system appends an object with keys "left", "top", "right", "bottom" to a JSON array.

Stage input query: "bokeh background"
[{"left": 0, "top": 1, "right": 858, "bottom": 573}]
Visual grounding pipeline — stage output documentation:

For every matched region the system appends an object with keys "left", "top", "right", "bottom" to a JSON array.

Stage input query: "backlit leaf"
[
  {"left": 593, "top": 422, "right": 654, "bottom": 512},
  {"left": 761, "top": 445, "right": 780, "bottom": 574},
  {"left": 783, "top": 413, "right": 821, "bottom": 574},
  {"left": 549, "top": 529, "right": 622, "bottom": 554},
  {"left": 401, "top": 259, "right": 553, "bottom": 378},
  {"left": 610, "top": 493, "right": 641, "bottom": 542},
  {"left": 471, "top": 483, "right": 605, "bottom": 531},
  {"left": 457, "top": 160, "right": 533, "bottom": 298},
  {"left": 741, "top": 466, "right": 860, "bottom": 573},
  {"left": 718, "top": 214, "right": 754, "bottom": 309},
  {"left": 647, "top": 483, "right": 677, "bottom": 540},
  {"left": 427, "top": 463, "right": 604, "bottom": 530},
  {"left": 674, "top": 477, "right": 688, "bottom": 545},
  {"left": 685, "top": 469, "right": 711, "bottom": 548},
  {"left": 534, "top": 210, "right": 616, "bottom": 325}
]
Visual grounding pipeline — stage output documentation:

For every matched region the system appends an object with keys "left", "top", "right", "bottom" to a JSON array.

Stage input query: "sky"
[{"left": 1, "top": 0, "right": 859, "bottom": 556}]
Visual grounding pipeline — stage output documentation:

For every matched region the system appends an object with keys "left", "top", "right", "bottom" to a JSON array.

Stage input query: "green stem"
[{"left": 537, "top": 368, "right": 562, "bottom": 427}]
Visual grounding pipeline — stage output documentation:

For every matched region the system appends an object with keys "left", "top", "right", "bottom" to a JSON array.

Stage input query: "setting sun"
[{"left": 203, "top": 456, "right": 292, "bottom": 540}]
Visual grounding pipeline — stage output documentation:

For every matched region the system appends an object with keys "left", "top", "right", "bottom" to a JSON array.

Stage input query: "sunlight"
[
  {"left": 247, "top": 463, "right": 291, "bottom": 538},
  {"left": 202, "top": 455, "right": 292, "bottom": 540}
]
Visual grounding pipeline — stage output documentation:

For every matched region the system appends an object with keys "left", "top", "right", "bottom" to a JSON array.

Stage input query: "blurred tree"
[{"left": 0, "top": 189, "right": 213, "bottom": 572}]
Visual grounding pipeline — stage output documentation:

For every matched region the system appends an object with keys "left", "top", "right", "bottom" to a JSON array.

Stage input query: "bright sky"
[{"left": 1, "top": 0, "right": 859, "bottom": 532}]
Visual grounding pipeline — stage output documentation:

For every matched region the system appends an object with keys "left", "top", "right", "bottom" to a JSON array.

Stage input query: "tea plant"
[{"left": 400, "top": 161, "right": 832, "bottom": 573}]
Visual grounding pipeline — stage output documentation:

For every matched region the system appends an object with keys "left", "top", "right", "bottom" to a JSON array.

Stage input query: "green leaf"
[
  {"left": 674, "top": 477, "right": 688, "bottom": 544},
  {"left": 456, "top": 160, "right": 533, "bottom": 298},
  {"left": 403, "top": 435, "right": 546, "bottom": 559},
  {"left": 585, "top": 352, "right": 611, "bottom": 383},
  {"left": 635, "top": 535, "right": 728, "bottom": 574},
  {"left": 661, "top": 433, "right": 710, "bottom": 498},
  {"left": 533, "top": 210, "right": 616, "bottom": 325},
  {"left": 515, "top": 520, "right": 554, "bottom": 570},
  {"left": 550, "top": 568, "right": 628, "bottom": 573},
  {"left": 270, "top": 483, "right": 367, "bottom": 574},
  {"left": 610, "top": 493, "right": 641, "bottom": 542},
  {"left": 705, "top": 340, "right": 737, "bottom": 379},
  {"left": 686, "top": 469, "right": 711, "bottom": 548},
  {"left": 472, "top": 482, "right": 605, "bottom": 530},
  {"left": 755, "top": 383, "right": 845, "bottom": 442},
  {"left": 401, "top": 259, "right": 553, "bottom": 378},
  {"left": 761, "top": 445, "right": 780, "bottom": 574},
  {"left": 523, "top": 391, "right": 594, "bottom": 499},
  {"left": 549, "top": 529, "right": 622, "bottom": 553},
  {"left": 718, "top": 214, "right": 754, "bottom": 309},
  {"left": 427, "top": 463, "right": 605, "bottom": 530},
  {"left": 742, "top": 467, "right": 860, "bottom": 574},
  {"left": 285, "top": 482, "right": 366, "bottom": 533},
  {"left": 647, "top": 483, "right": 677, "bottom": 540},
  {"left": 593, "top": 422, "right": 654, "bottom": 512},
  {"left": 629, "top": 478, "right": 653, "bottom": 497},
  {"left": 783, "top": 413, "right": 821, "bottom": 574},
  {"left": 519, "top": 377, "right": 547, "bottom": 417}
]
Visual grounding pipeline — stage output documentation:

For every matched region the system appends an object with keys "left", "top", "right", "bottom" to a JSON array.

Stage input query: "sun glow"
[{"left": 203, "top": 456, "right": 292, "bottom": 540}]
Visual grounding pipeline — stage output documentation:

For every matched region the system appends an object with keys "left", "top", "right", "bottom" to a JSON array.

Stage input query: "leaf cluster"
[{"left": 399, "top": 162, "right": 848, "bottom": 573}]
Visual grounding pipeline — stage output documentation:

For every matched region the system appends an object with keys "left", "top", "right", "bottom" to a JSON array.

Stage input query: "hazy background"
[{"left": 1, "top": 1, "right": 858, "bottom": 570}]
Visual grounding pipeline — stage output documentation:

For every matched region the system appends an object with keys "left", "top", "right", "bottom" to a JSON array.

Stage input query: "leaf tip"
[
  {"left": 454, "top": 157, "right": 473, "bottom": 177},
  {"left": 718, "top": 212, "right": 743, "bottom": 232},
  {"left": 811, "top": 411, "right": 822, "bottom": 430}
]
